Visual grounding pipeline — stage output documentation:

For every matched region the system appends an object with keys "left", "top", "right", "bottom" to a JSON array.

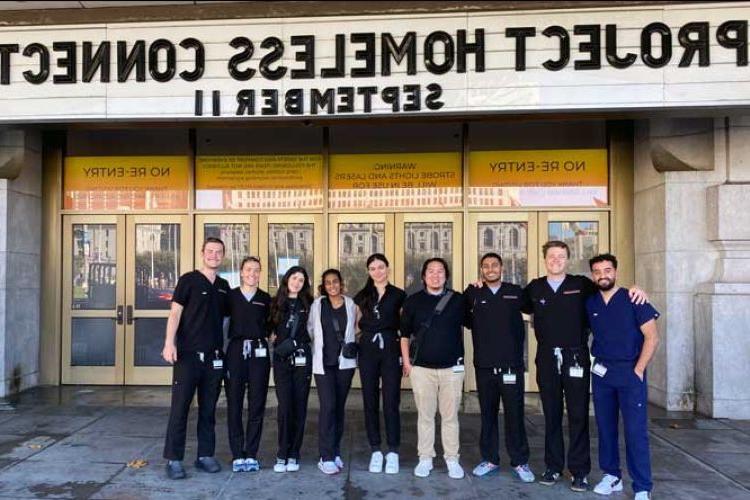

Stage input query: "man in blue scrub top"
[{"left": 585, "top": 254, "right": 659, "bottom": 500}]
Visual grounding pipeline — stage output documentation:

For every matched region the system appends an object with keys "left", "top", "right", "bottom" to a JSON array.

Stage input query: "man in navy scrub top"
[{"left": 586, "top": 254, "right": 659, "bottom": 500}]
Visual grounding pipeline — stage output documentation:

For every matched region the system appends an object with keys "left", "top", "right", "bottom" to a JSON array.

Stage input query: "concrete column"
[
  {"left": 0, "top": 129, "right": 42, "bottom": 397},
  {"left": 633, "top": 118, "right": 724, "bottom": 411},
  {"left": 695, "top": 116, "right": 750, "bottom": 418}
]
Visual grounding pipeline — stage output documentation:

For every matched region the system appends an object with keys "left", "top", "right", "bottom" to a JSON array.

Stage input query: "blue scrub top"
[{"left": 586, "top": 288, "right": 660, "bottom": 363}]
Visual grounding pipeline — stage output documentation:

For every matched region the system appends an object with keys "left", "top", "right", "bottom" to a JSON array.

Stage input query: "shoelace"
[{"left": 242, "top": 339, "right": 252, "bottom": 360}]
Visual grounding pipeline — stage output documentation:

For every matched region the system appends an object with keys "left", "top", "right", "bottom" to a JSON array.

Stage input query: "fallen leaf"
[{"left": 127, "top": 459, "right": 148, "bottom": 469}]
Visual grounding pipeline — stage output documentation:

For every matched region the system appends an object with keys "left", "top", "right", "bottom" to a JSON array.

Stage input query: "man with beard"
[{"left": 586, "top": 254, "right": 659, "bottom": 500}]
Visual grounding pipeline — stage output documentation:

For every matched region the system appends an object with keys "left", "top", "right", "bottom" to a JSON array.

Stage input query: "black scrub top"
[{"left": 172, "top": 270, "right": 230, "bottom": 353}]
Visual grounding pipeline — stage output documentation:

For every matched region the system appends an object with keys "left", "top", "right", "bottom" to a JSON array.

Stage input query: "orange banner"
[
  {"left": 330, "top": 152, "right": 461, "bottom": 190},
  {"left": 469, "top": 149, "right": 608, "bottom": 187}
]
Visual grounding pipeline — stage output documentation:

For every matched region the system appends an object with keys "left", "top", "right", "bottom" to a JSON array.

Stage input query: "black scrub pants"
[
  {"left": 315, "top": 365, "right": 355, "bottom": 461},
  {"left": 273, "top": 347, "right": 312, "bottom": 461},
  {"left": 358, "top": 332, "right": 402, "bottom": 453},
  {"left": 475, "top": 366, "right": 530, "bottom": 467},
  {"left": 536, "top": 346, "right": 591, "bottom": 477},
  {"left": 225, "top": 338, "right": 271, "bottom": 460},
  {"left": 163, "top": 351, "right": 223, "bottom": 461}
]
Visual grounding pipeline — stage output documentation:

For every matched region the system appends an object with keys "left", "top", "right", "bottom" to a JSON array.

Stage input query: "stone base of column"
[{"left": 695, "top": 282, "right": 750, "bottom": 419}]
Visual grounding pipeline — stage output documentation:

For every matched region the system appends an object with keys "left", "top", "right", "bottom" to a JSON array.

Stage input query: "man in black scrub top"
[
  {"left": 524, "top": 241, "right": 647, "bottom": 492},
  {"left": 162, "top": 237, "right": 230, "bottom": 479},
  {"left": 464, "top": 253, "right": 534, "bottom": 483}
]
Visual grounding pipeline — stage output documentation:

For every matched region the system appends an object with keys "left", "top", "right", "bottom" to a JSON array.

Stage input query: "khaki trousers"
[{"left": 410, "top": 366, "right": 465, "bottom": 461}]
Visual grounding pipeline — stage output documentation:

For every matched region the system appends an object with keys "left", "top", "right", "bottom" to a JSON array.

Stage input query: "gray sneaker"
[
  {"left": 194, "top": 456, "right": 221, "bottom": 473},
  {"left": 166, "top": 460, "right": 186, "bottom": 480}
]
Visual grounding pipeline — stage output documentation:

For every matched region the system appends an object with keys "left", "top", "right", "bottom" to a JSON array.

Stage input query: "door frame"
[{"left": 62, "top": 214, "right": 126, "bottom": 385}]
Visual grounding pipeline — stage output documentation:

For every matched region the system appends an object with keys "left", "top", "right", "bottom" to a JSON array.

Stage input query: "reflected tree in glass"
[
  {"left": 268, "top": 224, "right": 314, "bottom": 297},
  {"left": 204, "top": 223, "right": 251, "bottom": 288},
  {"left": 337, "top": 223, "right": 384, "bottom": 295},
  {"left": 135, "top": 224, "right": 181, "bottom": 310},
  {"left": 547, "top": 221, "right": 600, "bottom": 276},
  {"left": 404, "top": 222, "right": 453, "bottom": 295},
  {"left": 72, "top": 224, "right": 117, "bottom": 310},
  {"left": 477, "top": 222, "right": 528, "bottom": 286}
]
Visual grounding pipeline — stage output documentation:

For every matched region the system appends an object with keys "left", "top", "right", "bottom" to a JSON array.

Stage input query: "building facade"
[{"left": 0, "top": 1, "right": 748, "bottom": 417}]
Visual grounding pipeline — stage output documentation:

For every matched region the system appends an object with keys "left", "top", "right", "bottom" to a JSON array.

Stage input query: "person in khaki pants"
[{"left": 400, "top": 258, "right": 467, "bottom": 479}]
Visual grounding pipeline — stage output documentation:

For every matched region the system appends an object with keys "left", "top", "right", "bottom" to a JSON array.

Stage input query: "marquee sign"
[{"left": 1, "top": 3, "right": 749, "bottom": 121}]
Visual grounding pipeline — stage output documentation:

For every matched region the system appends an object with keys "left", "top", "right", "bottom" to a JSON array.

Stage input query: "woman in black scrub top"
[
  {"left": 309, "top": 269, "right": 358, "bottom": 475},
  {"left": 354, "top": 254, "right": 407, "bottom": 474},
  {"left": 270, "top": 266, "right": 313, "bottom": 473},
  {"left": 224, "top": 257, "right": 271, "bottom": 473}
]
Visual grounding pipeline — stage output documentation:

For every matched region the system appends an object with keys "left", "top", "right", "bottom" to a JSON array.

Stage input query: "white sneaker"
[
  {"left": 273, "top": 458, "right": 286, "bottom": 473},
  {"left": 593, "top": 474, "right": 623, "bottom": 495},
  {"left": 446, "top": 460, "right": 465, "bottom": 479},
  {"left": 414, "top": 458, "right": 433, "bottom": 478},
  {"left": 286, "top": 458, "right": 300, "bottom": 472},
  {"left": 385, "top": 452, "right": 399, "bottom": 474},
  {"left": 368, "top": 451, "right": 384, "bottom": 473},
  {"left": 513, "top": 464, "right": 535, "bottom": 483},
  {"left": 318, "top": 459, "right": 339, "bottom": 475},
  {"left": 232, "top": 459, "right": 245, "bottom": 473},
  {"left": 334, "top": 456, "right": 344, "bottom": 469},
  {"left": 634, "top": 492, "right": 650, "bottom": 500}
]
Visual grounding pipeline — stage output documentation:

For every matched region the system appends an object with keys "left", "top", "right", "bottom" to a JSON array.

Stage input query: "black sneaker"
[
  {"left": 194, "top": 456, "right": 221, "bottom": 473},
  {"left": 571, "top": 475, "right": 589, "bottom": 492},
  {"left": 539, "top": 469, "right": 561, "bottom": 486},
  {"left": 165, "top": 460, "right": 186, "bottom": 480}
]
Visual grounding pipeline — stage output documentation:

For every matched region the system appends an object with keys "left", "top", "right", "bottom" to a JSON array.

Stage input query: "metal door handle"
[
  {"left": 116, "top": 305, "right": 124, "bottom": 325},
  {"left": 126, "top": 305, "right": 133, "bottom": 325}
]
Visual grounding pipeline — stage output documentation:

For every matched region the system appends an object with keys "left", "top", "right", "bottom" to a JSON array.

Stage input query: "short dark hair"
[
  {"left": 421, "top": 257, "right": 450, "bottom": 281},
  {"left": 319, "top": 268, "right": 344, "bottom": 296},
  {"left": 542, "top": 240, "right": 570, "bottom": 258},
  {"left": 589, "top": 253, "right": 618, "bottom": 270},
  {"left": 480, "top": 252, "right": 503, "bottom": 266},
  {"left": 202, "top": 237, "right": 225, "bottom": 253}
]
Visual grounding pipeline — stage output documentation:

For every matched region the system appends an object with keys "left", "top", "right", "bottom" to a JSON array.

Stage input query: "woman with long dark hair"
[
  {"left": 353, "top": 254, "right": 406, "bottom": 474},
  {"left": 225, "top": 257, "right": 271, "bottom": 473},
  {"left": 308, "top": 269, "right": 358, "bottom": 474},
  {"left": 269, "top": 265, "right": 313, "bottom": 473}
]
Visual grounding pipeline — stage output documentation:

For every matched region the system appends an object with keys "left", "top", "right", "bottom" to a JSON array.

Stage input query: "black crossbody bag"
[
  {"left": 409, "top": 290, "right": 454, "bottom": 365},
  {"left": 329, "top": 301, "right": 358, "bottom": 360},
  {"left": 274, "top": 305, "right": 301, "bottom": 360}
]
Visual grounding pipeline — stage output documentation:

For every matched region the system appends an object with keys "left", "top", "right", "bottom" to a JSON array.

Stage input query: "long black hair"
[
  {"left": 270, "top": 266, "right": 313, "bottom": 328},
  {"left": 355, "top": 253, "right": 389, "bottom": 315}
]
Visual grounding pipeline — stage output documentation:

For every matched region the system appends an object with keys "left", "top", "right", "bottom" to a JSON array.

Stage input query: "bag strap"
[{"left": 412, "top": 290, "right": 454, "bottom": 362}]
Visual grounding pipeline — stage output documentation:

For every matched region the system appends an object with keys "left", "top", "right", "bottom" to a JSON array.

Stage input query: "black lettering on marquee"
[
  {"left": 542, "top": 26, "right": 569, "bottom": 71},
  {"left": 212, "top": 89, "right": 220, "bottom": 116},
  {"left": 425, "top": 83, "right": 444, "bottom": 110},
  {"left": 351, "top": 33, "right": 376, "bottom": 77},
  {"left": 228, "top": 37, "right": 255, "bottom": 81},
  {"left": 357, "top": 86, "right": 377, "bottom": 113},
  {"left": 321, "top": 34, "right": 346, "bottom": 78},
  {"left": 53, "top": 41, "right": 76, "bottom": 84},
  {"left": 381, "top": 86, "right": 399, "bottom": 112},
  {"left": 22, "top": 43, "right": 50, "bottom": 84},
  {"left": 337, "top": 86, "right": 355, "bottom": 113},
  {"left": 506, "top": 27, "right": 535, "bottom": 71},
  {"left": 424, "top": 31, "right": 455, "bottom": 74},
  {"left": 195, "top": 89, "right": 204, "bottom": 116},
  {"left": 285, "top": 88, "right": 304, "bottom": 114},
  {"left": 605, "top": 24, "right": 636, "bottom": 69},
  {"left": 382, "top": 32, "right": 417, "bottom": 76},
  {"left": 574, "top": 25, "right": 601, "bottom": 70},
  {"left": 235, "top": 89, "right": 254, "bottom": 115},
  {"left": 457, "top": 29, "right": 485, "bottom": 73},
  {"left": 717, "top": 20, "right": 748, "bottom": 66},
  {"left": 117, "top": 40, "right": 146, "bottom": 82},
  {"left": 679, "top": 22, "right": 710, "bottom": 67},
  {"left": 0, "top": 44, "right": 19, "bottom": 85},
  {"left": 261, "top": 88, "right": 278, "bottom": 115},
  {"left": 403, "top": 84, "right": 420, "bottom": 111},
  {"left": 311, "top": 88, "right": 335, "bottom": 114},
  {"left": 82, "top": 41, "right": 110, "bottom": 83},
  {"left": 148, "top": 39, "right": 176, "bottom": 82},
  {"left": 259, "top": 37, "right": 287, "bottom": 80},
  {"left": 291, "top": 35, "right": 315, "bottom": 79},
  {"left": 180, "top": 38, "right": 204, "bottom": 81},
  {"left": 641, "top": 22, "right": 672, "bottom": 68}
]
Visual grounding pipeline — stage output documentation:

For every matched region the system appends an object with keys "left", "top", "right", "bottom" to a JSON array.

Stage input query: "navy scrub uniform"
[
  {"left": 586, "top": 288, "right": 659, "bottom": 494},
  {"left": 315, "top": 298, "right": 355, "bottom": 462},
  {"left": 224, "top": 288, "right": 272, "bottom": 462},
  {"left": 464, "top": 283, "right": 530, "bottom": 467},
  {"left": 272, "top": 298, "right": 312, "bottom": 461},
  {"left": 523, "top": 274, "right": 597, "bottom": 478},
  {"left": 163, "top": 270, "right": 230, "bottom": 462},
  {"left": 354, "top": 284, "right": 406, "bottom": 453}
]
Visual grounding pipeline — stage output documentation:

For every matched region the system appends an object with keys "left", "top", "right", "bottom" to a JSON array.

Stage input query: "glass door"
[
  {"left": 467, "top": 212, "right": 539, "bottom": 391},
  {"left": 62, "top": 215, "right": 126, "bottom": 384},
  {"left": 124, "top": 215, "right": 191, "bottom": 385},
  {"left": 539, "top": 212, "right": 610, "bottom": 275},
  {"left": 195, "top": 214, "right": 259, "bottom": 289}
]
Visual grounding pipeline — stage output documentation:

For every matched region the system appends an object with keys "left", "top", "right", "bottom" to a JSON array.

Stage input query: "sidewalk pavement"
[{"left": 0, "top": 386, "right": 746, "bottom": 499}]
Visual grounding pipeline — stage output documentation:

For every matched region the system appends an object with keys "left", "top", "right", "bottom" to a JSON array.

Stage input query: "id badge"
[
  {"left": 569, "top": 366, "right": 584, "bottom": 378},
  {"left": 212, "top": 359, "right": 223, "bottom": 370},
  {"left": 294, "top": 355, "right": 307, "bottom": 367},
  {"left": 255, "top": 347, "right": 267, "bottom": 358},
  {"left": 452, "top": 364, "right": 465, "bottom": 373},
  {"left": 592, "top": 363, "right": 607, "bottom": 377},
  {"left": 502, "top": 373, "right": 517, "bottom": 384}
]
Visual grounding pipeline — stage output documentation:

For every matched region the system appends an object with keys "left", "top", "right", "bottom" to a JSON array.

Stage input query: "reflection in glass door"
[
  {"left": 539, "top": 212, "right": 609, "bottom": 275},
  {"left": 195, "top": 215, "right": 258, "bottom": 289},
  {"left": 62, "top": 216, "right": 126, "bottom": 384},
  {"left": 468, "top": 213, "right": 539, "bottom": 391},
  {"left": 125, "top": 215, "right": 191, "bottom": 384}
]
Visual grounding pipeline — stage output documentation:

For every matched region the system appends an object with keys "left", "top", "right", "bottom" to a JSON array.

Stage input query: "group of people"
[{"left": 161, "top": 236, "right": 659, "bottom": 500}]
